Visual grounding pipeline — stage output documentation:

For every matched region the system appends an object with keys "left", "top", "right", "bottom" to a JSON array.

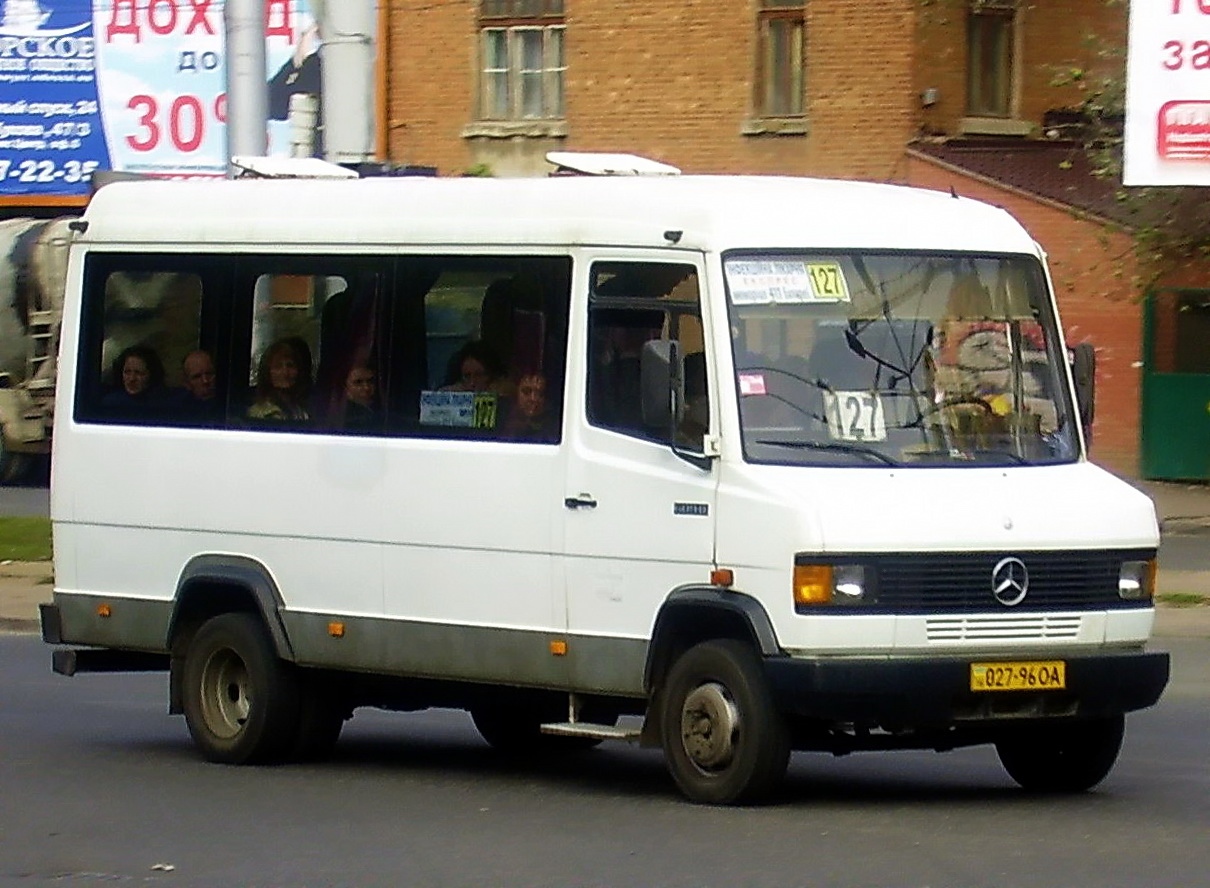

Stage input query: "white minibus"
[{"left": 41, "top": 169, "right": 1168, "bottom": 804}]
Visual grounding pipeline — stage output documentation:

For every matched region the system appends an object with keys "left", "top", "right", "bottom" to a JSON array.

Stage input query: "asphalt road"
[
  {"left": 1, "top": 632, "right": 1207, "bottom": 888},
  {"left": 1158, "top": 527, "right": 1210, "bottom": 572},
  {"left": 0, "top": 481, "right": 48, "bottom": 519}
]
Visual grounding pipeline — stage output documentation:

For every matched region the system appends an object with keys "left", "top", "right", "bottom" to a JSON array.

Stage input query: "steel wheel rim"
[
  {"left": 679, "top": 681, "right": 740, "bottom": 773},
  {"left": 199, "top": 648, "right": 251, "bottom": 739}
]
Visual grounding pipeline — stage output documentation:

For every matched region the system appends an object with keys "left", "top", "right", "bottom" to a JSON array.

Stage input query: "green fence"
[{"left": 1142, "top": 290, "right": 1210, "bottom": 481}]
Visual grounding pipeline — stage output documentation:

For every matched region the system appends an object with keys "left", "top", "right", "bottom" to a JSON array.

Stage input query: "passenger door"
[{"left": 562, "top": 256, "right": 719, "bottom": 694}]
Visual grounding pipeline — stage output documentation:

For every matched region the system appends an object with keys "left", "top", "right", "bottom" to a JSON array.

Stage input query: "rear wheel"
[
  {"left": 996, "top": 715, "right": 1125, "bottom": 793},
  {"left": 182, "top": 613, "right": 301, "bottom": 764},
  {"left": 660, "top": 639, "right": 790, "bottom": 805}
]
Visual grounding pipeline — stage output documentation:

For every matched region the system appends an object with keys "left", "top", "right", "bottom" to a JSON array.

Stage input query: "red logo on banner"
[{"left": 1157, "top": 100, "right": 1210, "bottom": 160}]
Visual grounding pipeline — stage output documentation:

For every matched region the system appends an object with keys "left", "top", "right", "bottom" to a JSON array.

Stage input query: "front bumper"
[{"left": 763, "top": 649, "right": 1170, "bottom": 727}]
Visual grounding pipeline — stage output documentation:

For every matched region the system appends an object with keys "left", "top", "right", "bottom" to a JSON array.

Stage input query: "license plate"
[{"left": 970, "top": 660, "right": 1066, "bottom": 692}]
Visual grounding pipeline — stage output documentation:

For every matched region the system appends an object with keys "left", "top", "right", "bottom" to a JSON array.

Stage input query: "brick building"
[{"left": 376, "top": 0, "right": 1210, "bottom": 479}]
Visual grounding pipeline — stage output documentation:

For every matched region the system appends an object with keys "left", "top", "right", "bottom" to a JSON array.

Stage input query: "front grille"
[{"left": 865, "top": 549, "right": 1154, "bottom": 613}]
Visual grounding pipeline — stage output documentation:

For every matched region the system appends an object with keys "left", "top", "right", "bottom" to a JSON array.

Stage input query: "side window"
[
  {"left": 587, "top": 262, "right": 708, "bottom": 446},
  {"left": 77, "top": 254, "right": 217, "bottom": 427},
  {"left": 409, "top": 256, "right": 571, "bottom": 443},
  {"left": 75, "top": 252, "right": 572, "bottom": 444},
  {"left": 236, "top": 260, "right": 388, "bottom": 434}
]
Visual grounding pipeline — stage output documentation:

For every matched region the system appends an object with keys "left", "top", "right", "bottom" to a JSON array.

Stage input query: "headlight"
[
  {"left": 1118, "top": 559, "right": 1156, "bottom": 600},
  {"left": 793, "top": 562, "right": 868, "bottom": 607},
  {"left": 834, "top": 565, "right": 867, "bottom": 601}
]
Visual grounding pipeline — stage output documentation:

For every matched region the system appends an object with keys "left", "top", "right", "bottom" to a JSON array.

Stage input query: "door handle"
[{"left": 564, "top": 494, "right": 598, "bottom": 510}]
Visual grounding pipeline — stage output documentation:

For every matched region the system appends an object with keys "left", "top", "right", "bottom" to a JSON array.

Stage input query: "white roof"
[{"left": 78, "top": 175, "right": 1038, "bottom": 256}]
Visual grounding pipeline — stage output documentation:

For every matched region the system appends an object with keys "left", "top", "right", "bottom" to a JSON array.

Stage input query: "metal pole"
[{"left": 224, "top": 0, "right": 268, "bottom": 176}]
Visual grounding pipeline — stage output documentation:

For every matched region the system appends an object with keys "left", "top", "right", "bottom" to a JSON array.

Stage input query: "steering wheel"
[{"left": 914, "top": 394, "right": 997, "bottom": 424}]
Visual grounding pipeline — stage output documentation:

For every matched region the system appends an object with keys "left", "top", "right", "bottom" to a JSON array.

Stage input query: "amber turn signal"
[
  {"left": 793, "top": 564, "right": 833, "bottom": 606},
  {"left": 710, "top": 568, "right": 734, "bottom": 588}
]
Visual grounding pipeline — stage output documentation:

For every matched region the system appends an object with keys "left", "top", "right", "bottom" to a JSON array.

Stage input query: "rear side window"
[{"left": 75, "top": 254, "right": 220, "bottom": 427}]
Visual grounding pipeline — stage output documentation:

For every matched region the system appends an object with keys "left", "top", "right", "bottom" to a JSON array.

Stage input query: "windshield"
[{"left": 723, "top": 252, "right": 1079, "bottom": 468}]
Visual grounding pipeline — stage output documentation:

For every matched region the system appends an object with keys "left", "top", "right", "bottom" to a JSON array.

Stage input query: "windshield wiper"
[
  {"left": 754, "top": 438, "right": 900, "bottom": 466},
  {"left": 904, "top": 447, "right": 1032, "bottom": 466},
  {"left": 959, "top": 448, "right": 1032, "bottom": 466}
]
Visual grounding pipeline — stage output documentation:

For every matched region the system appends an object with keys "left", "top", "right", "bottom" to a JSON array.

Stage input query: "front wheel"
[
  {"left": 660, "top": 639, "right": 790, "bottom": 805},
  {"left": 995, "top": 715, "right": 1125, "bottom": 793},
  {"left": 181, "top": 613, "right": 301, "bottom": 764}
]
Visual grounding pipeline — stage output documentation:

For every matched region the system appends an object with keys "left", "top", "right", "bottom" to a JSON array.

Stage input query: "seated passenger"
[
  {"left": 173, "top": 349, "right": 222, "bottom": 424},
  {"left": 341, "top": 363, "right": 380, "bottom": 432},
  {"left": 440, "top": 340, "right": 512, "bottom": 395},
  {"left": 502, "top": 371, "right": 557, "bottom": 442},
  {"left": 589, "top": 309, "right": 663, "bottom": 434},
  {"left": 247, "top": 338, "right": 312, "bottom": 423},
  {"left": 102, "top": 345, "right": 166, "bottom": 413}
]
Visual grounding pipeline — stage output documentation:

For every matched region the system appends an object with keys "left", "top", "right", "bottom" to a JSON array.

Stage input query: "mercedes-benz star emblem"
[{"left": 992, "top": 557, "right": 1029, "bottom": 606}]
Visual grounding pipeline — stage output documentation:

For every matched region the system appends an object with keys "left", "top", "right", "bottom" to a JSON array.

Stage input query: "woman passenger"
[
  {"left": 248, "top": 338, "right": 312, "bottom": 423},
  {"left": 441, "top": 340, "right": 511, "bottom": 395},
  {"left": 102, "top": 345, "right": 166, "bottom": 412}
]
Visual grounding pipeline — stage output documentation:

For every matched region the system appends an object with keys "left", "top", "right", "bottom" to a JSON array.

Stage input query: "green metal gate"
[{"left": 1141, "top": 289, "right": 1210, "bottom": 481}]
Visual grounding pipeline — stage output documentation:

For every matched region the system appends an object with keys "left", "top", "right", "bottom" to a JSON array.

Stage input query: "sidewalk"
[
  {"left": 1132, "top": 478, "right": 1210, "bottom": 533},
  {"left": 0, "top": 560, "right": 53, "bottom": 633},
  {"left": 3, "top": 480, "right": 1207, "bottom": 635}
]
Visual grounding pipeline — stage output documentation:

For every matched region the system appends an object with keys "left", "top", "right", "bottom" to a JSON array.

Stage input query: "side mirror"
[
  {"left": 640, "top": 339, "right": 683, "bottom": 435},
  {"left": 1070, "top": 342, "right": 1096, "bottom": 441}
]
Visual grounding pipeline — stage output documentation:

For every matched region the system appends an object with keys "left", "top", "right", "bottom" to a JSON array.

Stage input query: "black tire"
[
  {"left": 289, "top": 673, "right": 346, "bottom": 762},
  {"left": 181, "top": 613, "right": 301, "bottom": 765},
  {"left": 471, "top": 703, "right": 607, "bottom": 755},
  {"left": 659, "top": 639, "right": 790, "bottom": 805},
  {"left": 996, "top": 714, "right": 1125, "bottom": 793}
]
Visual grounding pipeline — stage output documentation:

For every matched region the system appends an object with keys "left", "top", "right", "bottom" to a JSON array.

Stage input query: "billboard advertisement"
[
  {"left": 1124, "top": 0, "right": 1210, "bottom": 185},
  {"left": 0, "top": 0, "right": 333, "bottom": 200}
]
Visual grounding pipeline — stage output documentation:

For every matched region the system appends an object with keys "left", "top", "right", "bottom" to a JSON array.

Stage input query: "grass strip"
[
  {"left": 0, "top": 516, "right": 52, "bottom": 562},
  {"left": 1156, "top": 592, "right": 1210, "bottom": 608}
]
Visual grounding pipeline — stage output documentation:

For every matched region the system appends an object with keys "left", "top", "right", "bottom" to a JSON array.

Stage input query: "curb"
[{"left": 1161, "top": 518, "right": 1210, "bottom": 533}]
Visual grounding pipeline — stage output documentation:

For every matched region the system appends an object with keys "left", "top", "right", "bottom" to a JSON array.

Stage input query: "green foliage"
[
  {"left": 0, "top": 517, "right": 52, "bottom": 562},
  {"left": 462, "top": 163, "right": 494, "bottom": 178},
  {"left": 1050, "top": 20, "right": 1210, "bottom": 284}
]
